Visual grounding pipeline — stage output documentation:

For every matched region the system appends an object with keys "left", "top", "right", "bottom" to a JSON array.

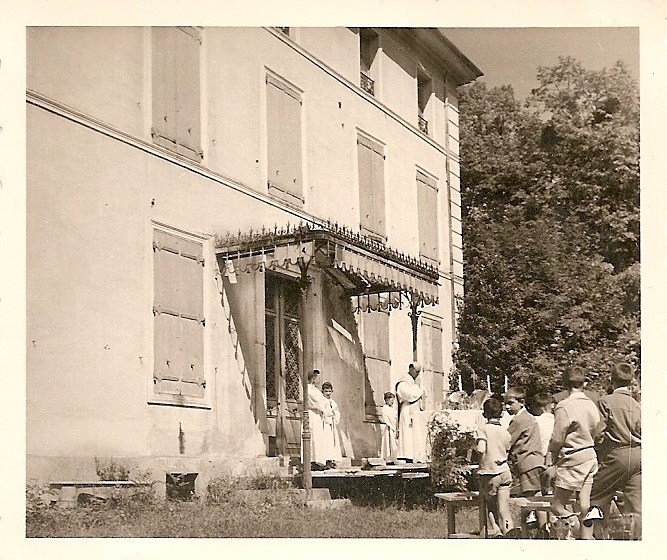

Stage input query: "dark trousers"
[{"left": 590, "top": 445, "right": 641, "bottom": 513}]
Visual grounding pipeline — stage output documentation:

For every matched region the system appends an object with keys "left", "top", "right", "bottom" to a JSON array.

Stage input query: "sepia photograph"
[{"left": 1, "top": 0, "right": 664, "bottom": 556}]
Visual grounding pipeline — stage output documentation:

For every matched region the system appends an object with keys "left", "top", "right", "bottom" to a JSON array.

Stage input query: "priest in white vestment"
[{"left": 395, "top": 362, "right": 428, "bottom": 462}]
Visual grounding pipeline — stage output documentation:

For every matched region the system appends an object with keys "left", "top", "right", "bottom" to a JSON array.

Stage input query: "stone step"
[{"left": 306, "top": 498, "right": 352, "bottom": 510}]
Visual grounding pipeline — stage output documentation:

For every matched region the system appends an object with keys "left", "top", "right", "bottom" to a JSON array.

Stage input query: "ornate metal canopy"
[{"left": 215, "top": 221, "right": 440, "bottom": 307}]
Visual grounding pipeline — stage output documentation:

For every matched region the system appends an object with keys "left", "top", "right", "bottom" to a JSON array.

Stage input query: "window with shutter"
[
  {"left": 421, "top": 316, "right": 444, "bottom": 410},
  {"left": 360, "top": 309, "right": 391, "bottom": 421},
  {"left": 266, "top": 74, "right": 303, "bottom": 207},
  {"left": 152, "top": 27, "right": 202, "bottom": 162},
  {"left": 153, "top": 228, "right": 205, "bottom": 402},
  {"left": 359, "top": 28, "right": 378, "bottom": 96},
  {"left": 357, "top": 134, "right": 386, "bottom": 240},
  {"left": 417, "top": 71, "right": 432, "bottom": 135},
  {"left": 417, "top": 170, "right": 439, "bottom": 265}
]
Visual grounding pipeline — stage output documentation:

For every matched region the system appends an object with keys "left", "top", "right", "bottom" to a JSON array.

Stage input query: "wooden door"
[{"left": 264, "top": 275, "right": 303, "bottom": 458}]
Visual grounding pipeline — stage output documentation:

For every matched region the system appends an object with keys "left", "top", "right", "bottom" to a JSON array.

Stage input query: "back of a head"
[
  {"left": 612, "top": 362, "right": 634, "bottom": 386},
  {"left": 308, "top": 369, "right": 320, "bottom": 382},
  {"left": 483, "top": 397, "right": 504, "bottom": 420},
  {"left": 563, "top": 366, "right": 586, "bottom": 389},
  {"left": 532, "top": 392, "right": 552, "bottom": 412}
]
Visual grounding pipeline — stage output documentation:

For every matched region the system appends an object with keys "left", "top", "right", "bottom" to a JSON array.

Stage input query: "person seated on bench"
[{"left": 476, "top": 397, "right": 514, "bottom": 536}]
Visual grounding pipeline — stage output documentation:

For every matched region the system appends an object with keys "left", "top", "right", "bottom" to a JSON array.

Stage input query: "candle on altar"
[
  {"left": 458, "top": 373, "right": 463, "bottom": 392},
  {"left": 504, "top": 375, "right": 508, "bottom": 393},
  {"left": 486, "top": 374, "right": 491, "bottom": 392}
]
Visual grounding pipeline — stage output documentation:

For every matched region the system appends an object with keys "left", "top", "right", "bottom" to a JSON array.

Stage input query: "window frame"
[
  {"left": 265, "top": 71, "right": 305, "bottom": 208},
  {"left": 420, "top": 314, "right": 445, "bottom": 411},
  {"left": 416, "top": 168, "right": 440, "bottom": 266},
  {"left": 359, "top": 306, "right": 391, "bottom": 422},
  {"left": 151, "top": 26, "right": 204, "bottom": 163},
  {"left": 416, "top": 69, "right": 433, "bottom": 136},
  {"left": 149, "top": 224, "right": 209, "bottom": 409},
  {"left": 357, "top": 132, "right": 387, "bottom": 242}
]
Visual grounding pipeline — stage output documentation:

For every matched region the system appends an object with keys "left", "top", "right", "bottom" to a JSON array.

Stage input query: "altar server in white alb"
[
  {"left": 395, "top": 362, "right": 428, "bottom": 462},
  {"left": 321, "top": 381, "right": 343, "bottom": 465},
  {"left": 380, "top": 391, "right": 398, "bottom": 460}
]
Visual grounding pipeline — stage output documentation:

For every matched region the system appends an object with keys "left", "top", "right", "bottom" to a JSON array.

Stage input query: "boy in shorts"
[
  {"left": 505, "top": 387, "right": 545, "bottom": 498},
  {"left": 546, "top": 366, "right": 600, "bottom": 539},
  {"left": 476, "top": 397, "right": 514, "bottom": 536}
]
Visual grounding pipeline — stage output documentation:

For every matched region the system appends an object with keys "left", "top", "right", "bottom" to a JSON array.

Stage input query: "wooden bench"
[
  {"left": 435, "top": 492, "right": 487, "bottom": 538},
  {"left": 436, "top": 492, "right": 531, "bottom": 538}
]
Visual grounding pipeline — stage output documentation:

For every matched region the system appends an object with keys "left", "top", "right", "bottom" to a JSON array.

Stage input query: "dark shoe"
[{"left": 504, "top": 528, "right": 522, "bottom": 539}]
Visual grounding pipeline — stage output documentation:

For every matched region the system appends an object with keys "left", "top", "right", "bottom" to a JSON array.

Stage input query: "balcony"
[
  {"left": 360, "top": 73, "right": 375, "bottom": 96},
  {"left": 418, "top": 114, "right": 428, "bottom": 135}
]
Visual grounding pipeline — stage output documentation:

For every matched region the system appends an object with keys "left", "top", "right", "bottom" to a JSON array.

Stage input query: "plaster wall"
[{"left": 26, "top": 26, "right": 465, "bottom": 478}]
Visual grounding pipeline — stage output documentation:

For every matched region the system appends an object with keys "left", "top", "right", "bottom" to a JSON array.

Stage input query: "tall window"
[
  {"left": 266, "top": 74, "right": 303, "bottom": 207},
  {"left": 264, "top": 274, "right": 302, "bottom": 456},
  {"left": 420, "top": 316, "right": 444, "bottom": 410},
  {"left": 417, "top": 71, "right": 432, "bottom": 135},
  {"left": 360, "top": 308, "right": 391, "bottom": 421},
  {"left": 151, "top": 27, "right": 202, "bottom": 162},
  {"left": 357, "top": 134, "right": 386, "bottom": 240},
  {"left": 417, "top": 170, "right": 439, "bottom": 264},
  {"left": 359, "top": 28, "right": 378, "bottom": 96},
  {"left": 152, "top": 228, "right": 205, "bottom": 400}
]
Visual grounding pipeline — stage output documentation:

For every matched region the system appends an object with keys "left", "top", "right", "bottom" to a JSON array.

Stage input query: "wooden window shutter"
[
  {"left": 179, "top": 318, "right": 205, "bottom": 398},
  {"left": 266, "top": 75, "right": 303, "bottom": 205},
  {"left": 362, "top": 311, "right": 390, "bottom": 419},
  {"left": 419, "top": 316, "right": 444, "bottom": 409},
  {"left": 417, "top": 171, "right": 439, "bottom": 263},
  {"left": 174, "top": 27, "right": 202, "bottom": 160},
  {"left": 357, "top": 135, "right": 385, "bottom": 238},
  {"left": 151, "top": 27, "right": 202, "bottom": 162},
  {"left": 371, "top": 149, "right": 385, "bottom": 236},
  {"left": 430, "top": 318, "right": 444, "bottom": 374},
  {"left": 152, "top": 27, "right": 178, "bottom": 148},
  {"left": 153, "top": 229, "right": 205, "bottom": 399}
]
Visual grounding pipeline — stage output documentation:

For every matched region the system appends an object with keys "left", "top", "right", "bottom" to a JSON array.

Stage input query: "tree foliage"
[{"left": 453, "top": 57, "right": 640, "bottom": 395}]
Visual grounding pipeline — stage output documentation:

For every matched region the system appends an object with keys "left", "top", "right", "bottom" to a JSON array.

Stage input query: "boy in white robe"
[
  {"left": 321, "top": 382, "right": 343, "bottom": 465},
  {"left": 380, "top": 392, "right": 398, "bottom": 460}
]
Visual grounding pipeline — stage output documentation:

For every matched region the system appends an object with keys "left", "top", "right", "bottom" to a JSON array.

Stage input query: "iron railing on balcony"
[
  {"left": 418, "top": 114, "right": 428, "bottom": 135},
  {"left": 360, "top": 72, "right": 375, "bottom": 96}
]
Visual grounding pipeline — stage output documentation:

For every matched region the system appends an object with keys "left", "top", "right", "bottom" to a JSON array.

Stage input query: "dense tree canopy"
[{"left": 453, "top": 57, "right": 640, "bottom": 396}]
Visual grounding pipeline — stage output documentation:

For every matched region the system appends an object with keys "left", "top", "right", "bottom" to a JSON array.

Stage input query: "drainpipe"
[{"left": 298, "top": 258, "right": 313, "bottom": 500}]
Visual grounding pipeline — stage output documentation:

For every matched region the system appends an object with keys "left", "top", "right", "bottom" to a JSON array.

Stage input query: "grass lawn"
[{"left": 27, "top": 499, "right": 480, "bottom": 538}]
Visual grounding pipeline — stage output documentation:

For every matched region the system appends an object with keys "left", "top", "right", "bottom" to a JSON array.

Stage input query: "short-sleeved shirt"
[
  {"left": 549, "top": 391, "right": 600, "bottom": 467},
  {"left": 477, "top": 421, "right": 511, "bottom": 475}
]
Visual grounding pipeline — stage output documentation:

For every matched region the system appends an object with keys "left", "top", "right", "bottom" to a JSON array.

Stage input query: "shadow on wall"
[
  {"left": 321, "top": 274, "right": 381, "bottom": 459},
  {"left": 220, "top": 263, "right": 267, "bottom": 431}
]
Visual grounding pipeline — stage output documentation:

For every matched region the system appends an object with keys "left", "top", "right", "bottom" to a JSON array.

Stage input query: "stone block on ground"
[{"left": 306, "top": 498, "right": 351, "bottom": 510}]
